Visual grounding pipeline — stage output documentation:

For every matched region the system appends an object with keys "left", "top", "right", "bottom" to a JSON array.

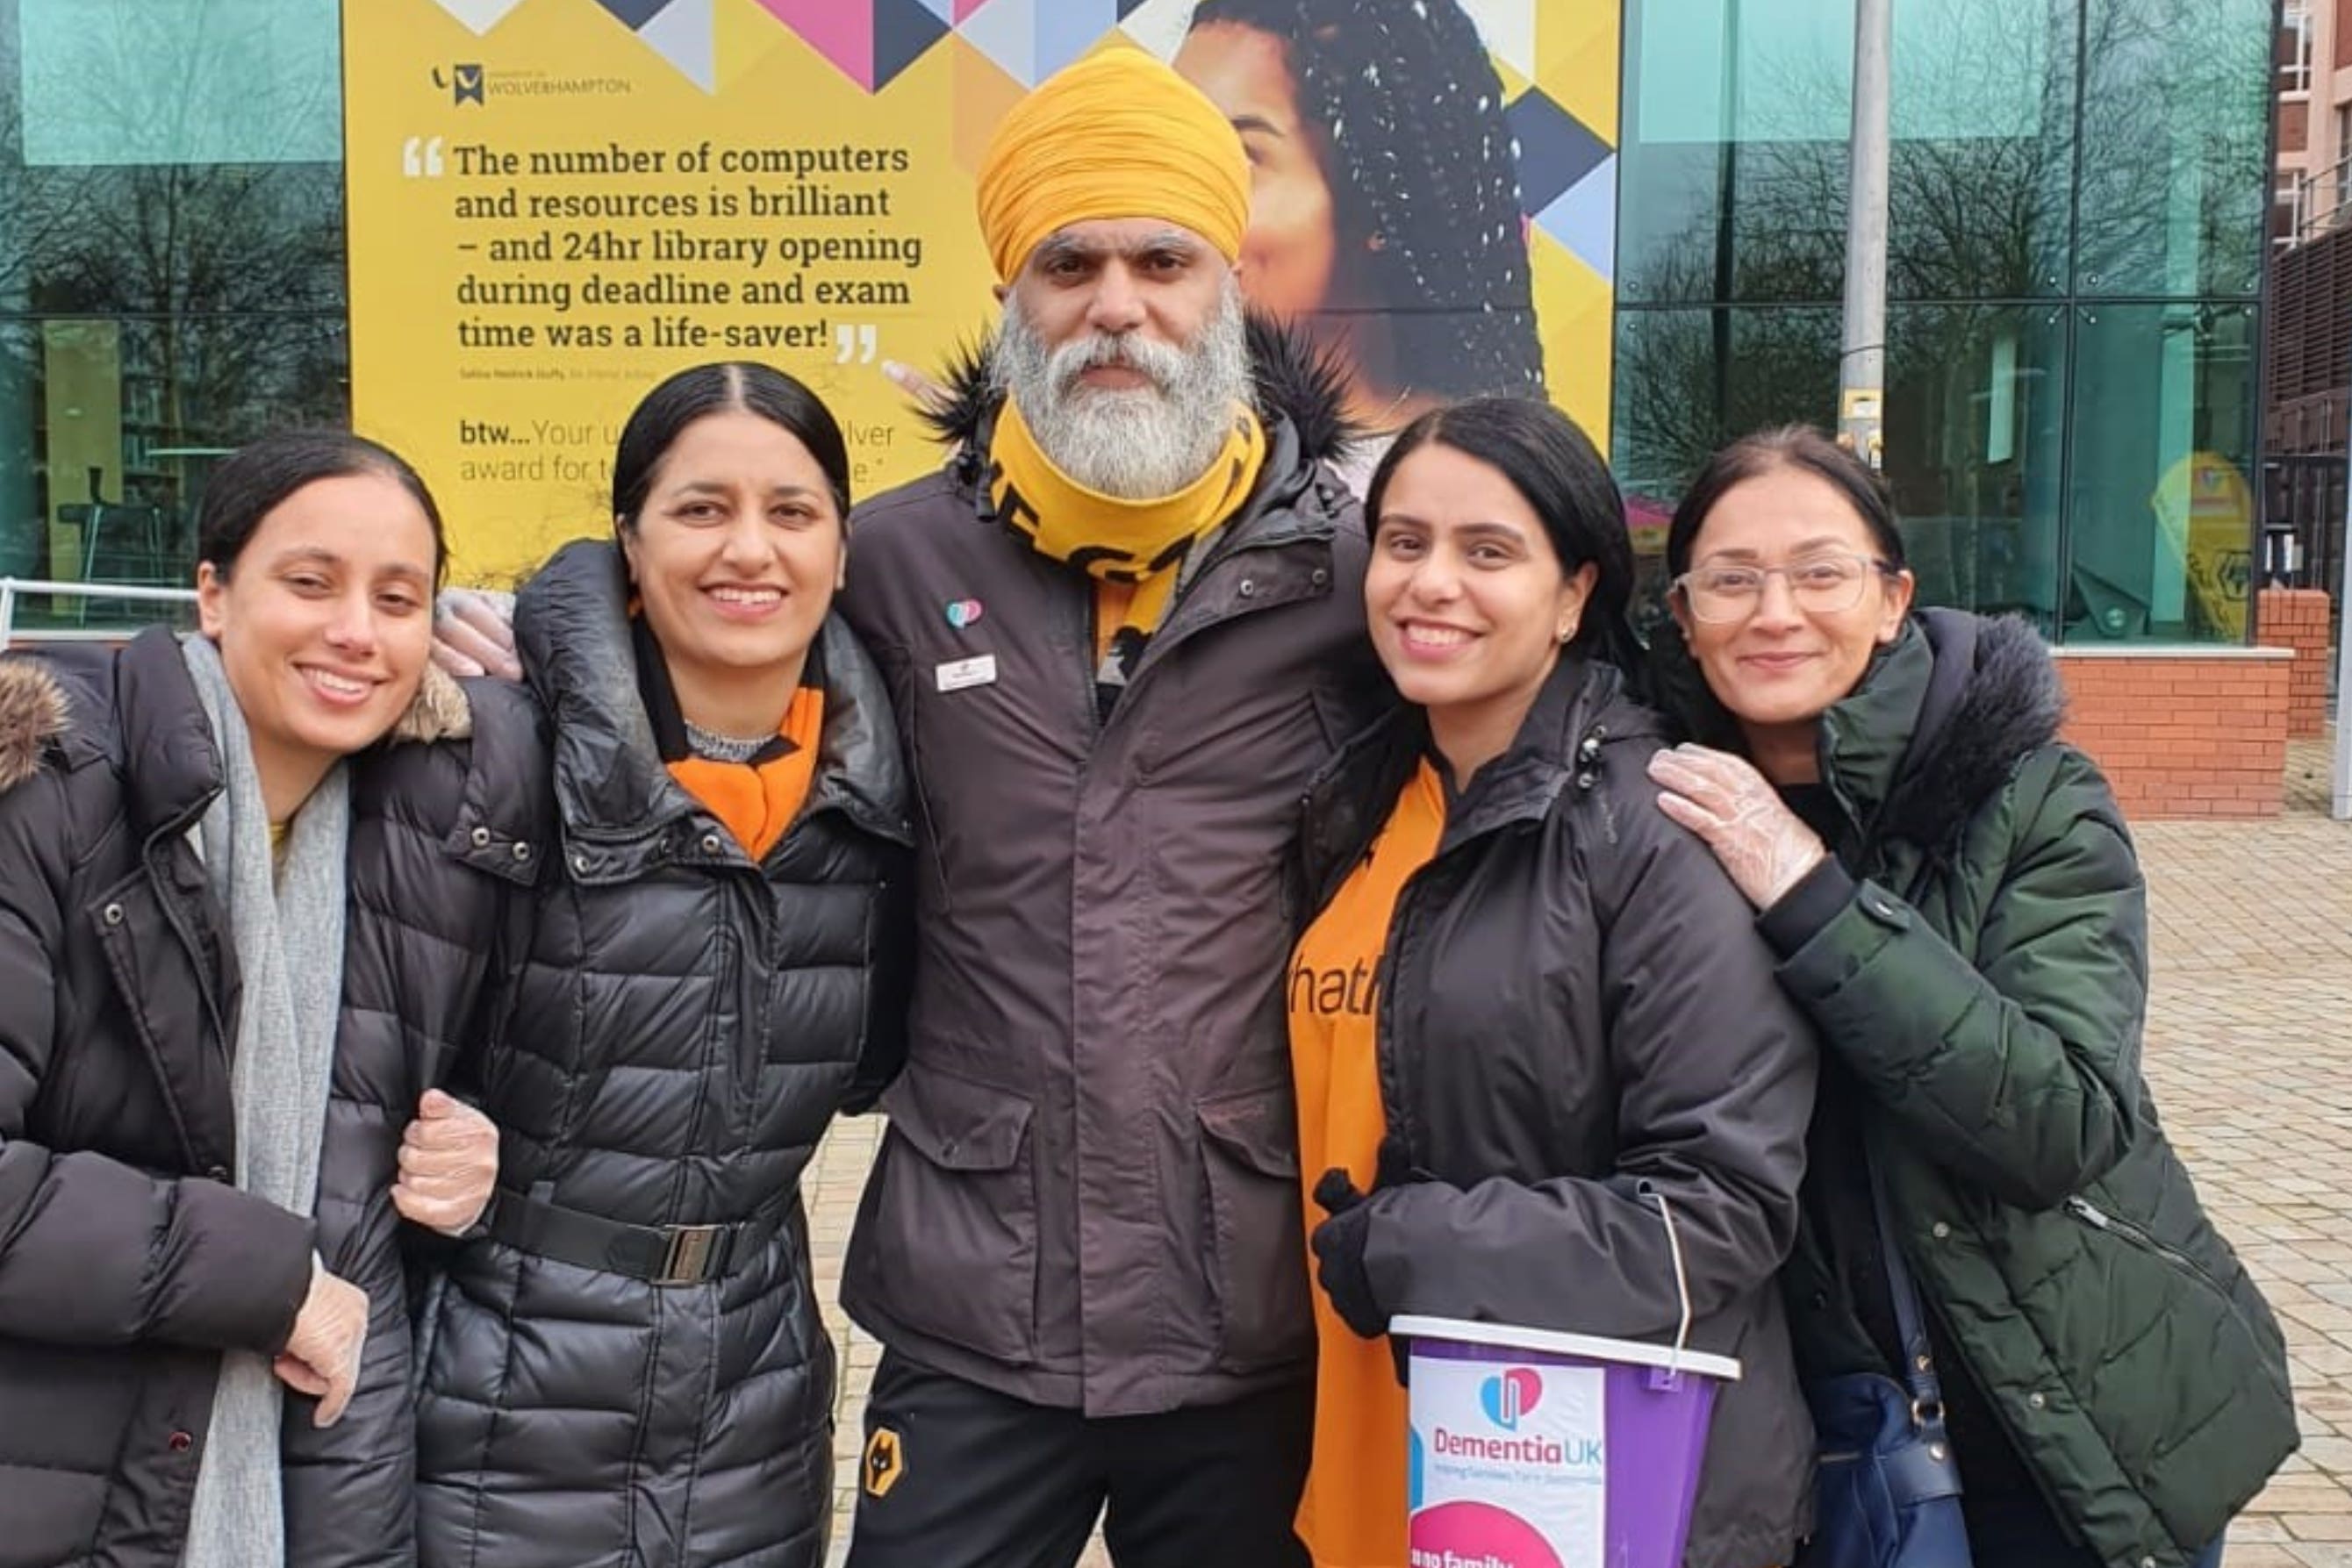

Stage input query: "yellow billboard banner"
[{"left": 345, "top": 0, "right": 1621, "bottom": 584}]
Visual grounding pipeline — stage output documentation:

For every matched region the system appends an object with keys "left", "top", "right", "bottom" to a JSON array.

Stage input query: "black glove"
[
  {"left": 1309, "top": 1177, "right": 1383, "bottom": 1339},
  {"left": 1308, "top": 1135, "right": 1412, "bottom": 1342}
]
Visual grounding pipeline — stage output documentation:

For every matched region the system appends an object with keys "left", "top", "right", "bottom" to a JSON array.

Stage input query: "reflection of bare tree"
[
  {"left": 30, "top": 163, "right": 348, "bottom": 443},
  {"left": 3, "top": 0, "right": 347, "bottom": 468},
  {"left": 1612, "top": 0, "right": 2268, "bottom": 504}
]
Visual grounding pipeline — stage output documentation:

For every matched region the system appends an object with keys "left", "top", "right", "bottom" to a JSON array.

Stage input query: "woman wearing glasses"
[{"left": 1647, "top": 426, "right": 2294, "bottom": 1568}]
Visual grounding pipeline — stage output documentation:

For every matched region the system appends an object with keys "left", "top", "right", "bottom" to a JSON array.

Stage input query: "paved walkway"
[{"left": 811, "top": 737, "right": 2352, "bottom": 1565}]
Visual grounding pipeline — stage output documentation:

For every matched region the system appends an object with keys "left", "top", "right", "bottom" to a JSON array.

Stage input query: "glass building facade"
[
  {"left": 0, "top": 0, "right": 346, "bottom": 631},
  {"left": 1613, "top": 0, "right": 2275, "bottom": 642},
  {"left": 0, "top": 0, "right": 2281, "bottom": 641}
]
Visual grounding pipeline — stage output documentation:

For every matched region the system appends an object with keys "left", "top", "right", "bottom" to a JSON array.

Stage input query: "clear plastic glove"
[
  {"left": 391, "top": 1088, "right": 500, "bottom": 1237},
  {"left": 881, "top": 358, "right": 950, "bottom": 416},
  {"left": 1648, "top": 743, "right": 1829, "bottom": 910},
  {"left": 274, "top": 1256, "right": 369, "bottom": 1427},
  {"left": 430, "top": 587, "right": 520, "bottom": 681}
]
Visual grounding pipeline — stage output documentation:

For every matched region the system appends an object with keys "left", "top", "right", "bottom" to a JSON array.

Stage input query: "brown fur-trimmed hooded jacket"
[{"left": 0, "top": 626, "right": 521, "bottom": 1568}]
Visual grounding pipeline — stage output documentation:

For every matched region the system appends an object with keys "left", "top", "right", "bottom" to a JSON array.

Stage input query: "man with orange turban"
[{"left": 834, "top": 44, "right": 1374, "bottom": 1568}]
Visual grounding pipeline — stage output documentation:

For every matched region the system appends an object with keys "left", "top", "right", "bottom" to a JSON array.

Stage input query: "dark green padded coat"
[{"left": 1671, "top": 608, "right": 2296, "bottom": 1568}]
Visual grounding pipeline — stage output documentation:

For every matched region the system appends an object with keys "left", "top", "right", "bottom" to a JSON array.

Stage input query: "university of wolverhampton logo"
[
  {"left": 431, "top": 64, "right": 486, "bottom": 105},
  {"left": 1479, "top": 1366, "right": 1544, "bottom": 1431}
]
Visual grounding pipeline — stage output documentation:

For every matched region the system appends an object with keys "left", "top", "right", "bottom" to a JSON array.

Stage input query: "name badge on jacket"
[{"left": 936, "top": 655, "right": 997, "bottom": 693}]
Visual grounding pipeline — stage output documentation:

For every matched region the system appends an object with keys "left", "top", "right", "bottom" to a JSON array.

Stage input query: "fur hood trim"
[
  {"left": 0, "top": 659, "right": 70, "bottom": 791},
  {"left": 391, "top": 662, "right": 473, "bottom": 744},
  {"left": 1875, "top": 610, "right": 2067, "bottom": 848},
  {"left": 916, "top": 310, "right": 1360, "bottom": 469}
]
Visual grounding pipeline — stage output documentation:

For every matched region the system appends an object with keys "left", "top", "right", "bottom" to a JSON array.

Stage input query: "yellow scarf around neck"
[{"left": 990, "top": 395, "right": 1268, "bottom": 650}]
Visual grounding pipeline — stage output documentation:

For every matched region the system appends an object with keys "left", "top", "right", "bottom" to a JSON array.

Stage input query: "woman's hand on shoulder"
[
  {"left": 430, "top": 588, "right": 521, "bottom": 681},
  {"left": 1647, "top": 743, "right": 1826, "bottom": 910},
  {"left": 391, "top": 1088, "right": 500, "bottom": 1236}
]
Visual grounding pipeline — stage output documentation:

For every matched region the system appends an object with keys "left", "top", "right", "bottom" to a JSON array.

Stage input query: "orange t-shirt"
[{"left": 1285, "top": 759, "right": 1447, "bottom": 1568}]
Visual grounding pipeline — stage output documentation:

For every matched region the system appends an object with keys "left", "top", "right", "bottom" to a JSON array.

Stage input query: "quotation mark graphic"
[
  {"left": 402, "top": 135, "right": 446, "bottom": 178},
  {"left": 834, "top": 324, "right": 878, "bottom": 365}
]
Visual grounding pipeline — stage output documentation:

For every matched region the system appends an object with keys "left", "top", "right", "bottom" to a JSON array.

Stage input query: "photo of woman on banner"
[{"left": 1175, "top": 0, "right": 1546, "bottom": 449}]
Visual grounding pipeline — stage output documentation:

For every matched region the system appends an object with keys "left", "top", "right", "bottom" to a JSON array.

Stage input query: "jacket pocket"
[
  {"left": 1196, "top": 1088, "right": 1314, "bottom": 1374},
  {"left": 852, "top": 1066, "right": 1038, "bottom": 1364},
  {"left": 2062, "top": 1193, "right": 2293, "bottom": 1405}
]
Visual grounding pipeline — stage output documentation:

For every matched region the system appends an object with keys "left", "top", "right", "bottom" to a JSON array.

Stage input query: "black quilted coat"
[
  {"left": 412, "top": 541, "right": 913, "bottom": 1568},
  {"left": 0, "top": 627, "right": 495, "bottom": 1568}
]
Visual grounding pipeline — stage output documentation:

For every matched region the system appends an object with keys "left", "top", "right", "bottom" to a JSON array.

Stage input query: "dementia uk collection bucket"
[{"left": 1388, "top": 1314, "right": 1741, "bottom": 1568}]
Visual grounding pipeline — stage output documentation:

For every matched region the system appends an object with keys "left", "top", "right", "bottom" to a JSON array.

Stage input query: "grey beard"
[{"left": 993, "top": 278, "right": 1251, "bottom": 500}]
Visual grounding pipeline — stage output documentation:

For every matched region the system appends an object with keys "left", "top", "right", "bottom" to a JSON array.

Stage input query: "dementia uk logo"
[
  {"left": 1429, "top": 1367, "right": 1603, "bottom": 1467},
  {"left": 1481, "top": 1367, "right": 1543, "bottom": 1430}
]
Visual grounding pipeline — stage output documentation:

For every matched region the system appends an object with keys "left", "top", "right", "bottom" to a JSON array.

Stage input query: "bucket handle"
[{"left": 1638, "top": 1180, "right": 1694, "bottom": 1378}]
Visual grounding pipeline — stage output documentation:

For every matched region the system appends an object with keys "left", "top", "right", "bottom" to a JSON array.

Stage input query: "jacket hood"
[
  {"left": 1859, "top": 608, "right": 2066, "bottom": 849},
  {"left": 515, "top": 538, "right": 908, "bottom": 853},
  {"left": 0, "top": 657, "right": 70, "bottom": 791},
  {"left": 1301, "top": 655, "right": 1667, "bottom": 908},
  {"left": 917, "top": 309, "right": 1359, "bottom": 471}
]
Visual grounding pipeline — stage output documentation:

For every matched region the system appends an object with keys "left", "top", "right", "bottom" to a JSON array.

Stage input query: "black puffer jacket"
[
  {"left": 414, "top": 541, "right": 913, "bottom": 1568},
  {"left": 0, "top": 626, "right": 495, "bottom": 1568},
  {"left": 1298, "top": 656, "right": 1820, "bottom": 1568}
]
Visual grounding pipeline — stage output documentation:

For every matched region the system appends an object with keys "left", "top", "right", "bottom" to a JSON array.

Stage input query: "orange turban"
[{"left": 975, "top": 48, "right": 1251, "bottom": 284}]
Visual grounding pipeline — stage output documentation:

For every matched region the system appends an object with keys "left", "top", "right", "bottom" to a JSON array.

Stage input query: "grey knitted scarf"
[{"left": 178, "top": 633, "right": 351, "bottom": 1568}]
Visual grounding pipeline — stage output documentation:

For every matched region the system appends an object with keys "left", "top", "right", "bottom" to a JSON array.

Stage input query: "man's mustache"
[{"left": 1051, "top": 333, "right": 1180, "bottom": 396}]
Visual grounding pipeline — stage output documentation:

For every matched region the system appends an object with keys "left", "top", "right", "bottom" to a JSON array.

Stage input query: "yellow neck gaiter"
[{"left": 990, "top": 395, "right": 1268, "bottom": 655}]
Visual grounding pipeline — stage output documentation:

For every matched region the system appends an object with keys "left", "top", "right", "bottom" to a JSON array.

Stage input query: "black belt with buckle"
[{"left": 486, "top": 1185, "right": 784, "bottom": 1285}]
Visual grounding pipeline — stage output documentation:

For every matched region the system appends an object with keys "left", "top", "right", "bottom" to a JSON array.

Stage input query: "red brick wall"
[
  {"left": 2257, "top": 587, "right": 2334, "bottom": 738},
  {"left": 2054, "top": 650, "right": 2290, "bottom": 819}
]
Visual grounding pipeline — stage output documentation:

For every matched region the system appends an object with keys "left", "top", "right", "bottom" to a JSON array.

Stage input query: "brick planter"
[
  {"left": 2256, "top": 587, "right": 2334, "bottom": 740},
  {"left": 2053, "top": 646, "right": 2291, "bottom": 820}
]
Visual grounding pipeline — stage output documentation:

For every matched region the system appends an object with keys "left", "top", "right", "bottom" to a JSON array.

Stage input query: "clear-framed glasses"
[{"left": 1672, "top": 551, "right": 1896, "bottom": 623}]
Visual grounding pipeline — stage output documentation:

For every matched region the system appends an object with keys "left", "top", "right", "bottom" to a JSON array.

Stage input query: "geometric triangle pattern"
[
  {"left": 422, "top": 0, "right": 530, "bottom": 31},
  {"left": 592, "top": 0, "right": 676, "bottom": 27},
  {"left": 1535, "top": 153, "right": 1617, "bottom": 282},
  {"left": 958, "top": 0, "right": 1120, "bottom": 87},
  {"left": 1459, "top": 0, "right": 1536, "bottom": 80},
  {"left": 639, "top": 0, "right": 716, "bottom": 91},
  {"left": 1509, "top": 85, "right": 1611, "bottom": 216},
  {"left": 876, "top": 0, "right": 953, "bottom": 87}
]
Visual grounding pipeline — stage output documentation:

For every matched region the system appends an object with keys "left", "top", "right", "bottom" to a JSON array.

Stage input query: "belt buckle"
[{"left": 656, "top": 1223, "right": 724, "bottom": 1285}]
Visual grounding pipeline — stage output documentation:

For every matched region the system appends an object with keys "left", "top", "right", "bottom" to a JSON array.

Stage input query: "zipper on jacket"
[
  {"left": 2062, "top": 1196, "right": 2225, "bottom": 1294},
  {"left": 2062, "top": 1193, "right": 2293, "bottom": 1407}
]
